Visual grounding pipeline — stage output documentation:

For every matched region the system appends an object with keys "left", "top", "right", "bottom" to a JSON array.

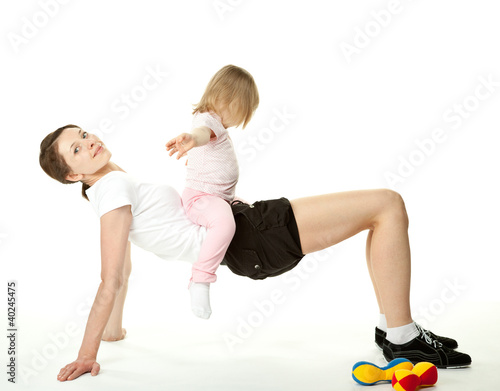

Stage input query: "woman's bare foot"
[{"left": 102, "top": 328, "right": 127, "bottom": 341}]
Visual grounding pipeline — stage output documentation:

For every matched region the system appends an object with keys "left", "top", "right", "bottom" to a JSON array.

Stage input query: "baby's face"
[{"left": 217, "top": 106, "right": 238, "bottom": 128}]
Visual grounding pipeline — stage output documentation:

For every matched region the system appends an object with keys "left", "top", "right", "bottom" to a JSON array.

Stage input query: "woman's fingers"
[
  {"left": 91, "top": 362, "right": 101, "bottom": 376},
  {"left": 58, "top": 364, "right": 72, "bottom": 378},
  {"left": 58, "top": 364, "right": 75, "bottom": 381},
  {"left": 67, "top": 363, "right": 94, "bottom": 381},
  {"left": 66, "top": 368, "right": 80, "bottom": 381},
  {"left": 57, "top": 359, "right": 99, "bottom": 381}
]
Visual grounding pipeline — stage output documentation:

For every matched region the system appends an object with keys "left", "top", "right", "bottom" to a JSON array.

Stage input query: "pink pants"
[{"left": 182, "top": 188, "right": 236, "bottom": 284}]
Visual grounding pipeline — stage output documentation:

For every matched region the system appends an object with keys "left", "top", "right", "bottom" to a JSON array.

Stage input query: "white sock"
[
  {"left": 377, "top": 314, "right": 387, "bottom": 332},
  {"left": 189, "top": 282, "right": 212, "bottom": 319},
  {"left": 378, "top": 314, "right": 387, "bottom": 332},
  {"left": 386, "top": 322, "right": 419, "bottom": 345}
]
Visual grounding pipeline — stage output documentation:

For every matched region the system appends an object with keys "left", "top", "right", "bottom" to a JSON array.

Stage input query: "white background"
[{"left": 1, "top": 0, "right": 499, "bottom": 390}]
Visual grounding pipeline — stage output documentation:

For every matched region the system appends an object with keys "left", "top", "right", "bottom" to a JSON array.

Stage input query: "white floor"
[{"left": 10, "top": 301, "right": 498, "bottom": 391}]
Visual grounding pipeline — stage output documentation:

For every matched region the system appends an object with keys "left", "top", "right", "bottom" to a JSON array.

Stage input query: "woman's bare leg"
[
  {"left": 366, "top": 229, "right": 384, "bottom": 316},
  {"left": 289, "top": 189, "right": 412, "bottom": 328}
]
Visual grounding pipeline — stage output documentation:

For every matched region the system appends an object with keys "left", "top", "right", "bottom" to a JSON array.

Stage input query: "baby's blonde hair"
[{"left": 193, "top": 65, "right": 259, "bottom": 128}]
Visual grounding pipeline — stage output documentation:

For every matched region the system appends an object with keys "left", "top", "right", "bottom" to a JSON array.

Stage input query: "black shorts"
[{"left": 221, "top": 198, "right": 305, "bottom": 280}]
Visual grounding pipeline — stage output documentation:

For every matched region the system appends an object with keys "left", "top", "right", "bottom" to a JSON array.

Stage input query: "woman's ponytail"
[{"left": 81, "top": 183, "right": 90, "bottom": 201}]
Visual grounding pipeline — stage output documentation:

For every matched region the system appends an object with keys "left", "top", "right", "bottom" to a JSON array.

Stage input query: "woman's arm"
[
  {"left": 57, "top": 205, "right": 132, "bottom": 382},
  {"left": 102, "top": 240, "right": 132, "bottom": 341}
]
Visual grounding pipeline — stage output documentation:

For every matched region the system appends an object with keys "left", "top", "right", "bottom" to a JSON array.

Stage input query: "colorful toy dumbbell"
[
  {"left": 392, "top": 362, "right": 438, "bottom": 391},
  {"left": 352, "top": 359, "right": 438, "bottom": 390},
  {"left": 352, "top": 358, "right": 414, "bottom": 385}
]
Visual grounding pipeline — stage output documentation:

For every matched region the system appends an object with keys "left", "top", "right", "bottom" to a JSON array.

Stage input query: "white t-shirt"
[
  {"left": 85, "top": 171, "right": 206, "bottom": 264},
  {"left": 185, "top": 112, "right": 239, "bottom": 201}
]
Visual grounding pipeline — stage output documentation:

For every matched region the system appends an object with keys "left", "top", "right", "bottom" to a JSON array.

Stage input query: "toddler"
[{"left": 166, "top": 65, "right": 259, "bottom": 319}]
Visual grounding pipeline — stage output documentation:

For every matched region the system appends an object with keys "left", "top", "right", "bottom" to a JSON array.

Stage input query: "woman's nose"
[{"left": 86, "top": 137, "right": 100, "bottom": 148}]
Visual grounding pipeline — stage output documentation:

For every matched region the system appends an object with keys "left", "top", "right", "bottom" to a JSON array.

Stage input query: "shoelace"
[{"left": 415, "top": 323, "right": 443, "bottom": 348}]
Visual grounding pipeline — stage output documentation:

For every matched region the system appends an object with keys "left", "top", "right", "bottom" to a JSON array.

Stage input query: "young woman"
[{"left": 39, "top": 125, "right": 471, "bottom": 382}]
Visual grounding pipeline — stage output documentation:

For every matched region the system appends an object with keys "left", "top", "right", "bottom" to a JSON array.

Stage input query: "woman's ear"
[{"left": 65, "top": 173, "right": 83, "bottom": 182}]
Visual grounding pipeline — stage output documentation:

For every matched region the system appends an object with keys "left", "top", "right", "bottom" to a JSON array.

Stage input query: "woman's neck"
[{"left": 83, "top": 162, "right": 125, "bottom": 187}]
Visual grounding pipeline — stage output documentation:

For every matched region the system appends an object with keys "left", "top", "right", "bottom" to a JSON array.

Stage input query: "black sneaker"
[
  {"left": 375, "top": 327, "right": 385, "bottom": 350},
  {"left": 375, "top": 323, "right": 458, "bottom": 350},
  {"left": 382, "top": 325, "right": 471, "bottom": 369}
]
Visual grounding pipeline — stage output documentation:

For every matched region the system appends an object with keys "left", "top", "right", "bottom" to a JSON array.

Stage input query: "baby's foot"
[{"left": 189, "top": 282, "right": 212, "bottom": 319}]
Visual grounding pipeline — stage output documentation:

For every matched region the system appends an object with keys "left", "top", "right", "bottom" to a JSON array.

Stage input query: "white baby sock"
[
  {"left": 378, "top": 314, "right": 387, "bottom": 332},
  {"left": 386, "top": 322, "right": 419, "bottom": 345},
  {"left": 189, "top": 282, "right": 212, "bottom": 319}
]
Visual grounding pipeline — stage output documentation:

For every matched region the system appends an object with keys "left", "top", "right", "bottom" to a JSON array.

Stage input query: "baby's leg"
[
  {"left": 182, "top": 189, "right": 236, "bottom": 318},
  {"left": 183, "top": 190, "right": 236, "bottom": 282}
]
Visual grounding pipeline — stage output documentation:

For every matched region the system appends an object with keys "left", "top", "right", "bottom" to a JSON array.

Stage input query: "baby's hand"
[{"left": 166, "top": 133, "right": 195, "bottom": 159}]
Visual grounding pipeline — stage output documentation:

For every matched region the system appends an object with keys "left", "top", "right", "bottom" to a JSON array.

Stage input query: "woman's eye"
[{"left": 74, "top": 132, "right": 88, "bottom": 153}]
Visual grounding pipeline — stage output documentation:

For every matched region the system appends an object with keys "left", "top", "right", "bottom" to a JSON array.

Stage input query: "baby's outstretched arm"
[{"left": 166, "top": 126, "right": 213, "bottom": 159}]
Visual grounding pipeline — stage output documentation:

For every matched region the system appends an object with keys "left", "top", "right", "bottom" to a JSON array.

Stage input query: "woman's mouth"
[{"left": 94, "top": 145, "right": 104, "bottom": 157}]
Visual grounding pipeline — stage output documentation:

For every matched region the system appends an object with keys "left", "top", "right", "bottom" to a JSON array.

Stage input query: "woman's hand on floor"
[{"left": 57, "top": 356, "right": 100, "bottom": 382}]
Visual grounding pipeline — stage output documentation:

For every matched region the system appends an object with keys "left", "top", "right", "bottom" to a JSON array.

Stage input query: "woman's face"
[{"left": 57, "top": 127, "right": 112, "bottom": 181}]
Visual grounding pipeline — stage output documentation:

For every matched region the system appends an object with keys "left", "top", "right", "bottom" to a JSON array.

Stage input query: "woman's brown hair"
[{"left": 39, "top": 124, "right": 90, "bottom": 201}]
